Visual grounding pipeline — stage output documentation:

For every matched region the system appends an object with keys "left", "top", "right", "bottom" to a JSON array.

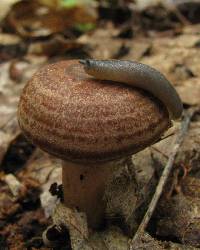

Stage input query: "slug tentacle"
[{"left": 80, "top": 59, "right": 183, "bottom": 120}]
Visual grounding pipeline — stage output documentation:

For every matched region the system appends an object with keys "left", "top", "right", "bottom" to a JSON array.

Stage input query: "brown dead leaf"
[
  {"left": 78, "top": 24, "right": 125, "bottom": 59},
  {"left": 177, "top": 78, "right": 200, "bottom": 106},
  {"left": 0, "top": 117, "right": 20, "bottom": 164},
  {"left": 121, "top": 25, "right": 200, "bottom": 107},
  {"left": 0, "top": 189, "right": 21, "bottom": 219},
  {"left": 0, "top": 223, "right": 24, "bottom": 250},
  {"left": 132, "top": 231, "right": 199, "bottom": 249},
  {"left": 176, "top": 121, "right": 200, "bottom": 175},
  {"left": 156, "top": 186, "right": 200, "bottom": 247},
  {"left": 0, "top": 33, "right": 27, "bottom": 62},
  {"left": 0, "top": 57, "right": 46, "bottom": 166},
  {"left": 28, "top": 35, "right": 84, "bottom": 57},
  {"left": 5, "top": 0, "right": 97, "bottom": 39},
  {"left": 0, "top": 209, "right": 48, "bottom": 250},
  {"left": 131, "top": 232, "right": 164, "bottom": 250},
  {"left": 53, "top": 203, "right": 88, "bottom": 249},
  {"left": 0, "top": 33, "right": 21, "bottom": 45},
  {"left": 0, "top": 172, "right": 40, "bottom": 220},
  {"left": 0, "top": 0, "right": 21, "bottom": 22},
  {"left": 4, "top": 173, "right": 22, "bottom": 196},
  {"left": 18, "top": 149, "right": 61, "bottom": 217}
]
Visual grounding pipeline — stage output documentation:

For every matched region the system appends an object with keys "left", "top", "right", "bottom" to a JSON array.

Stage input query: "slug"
[{"left": 80, "top": 59, "right": 183, "bottom": 120}]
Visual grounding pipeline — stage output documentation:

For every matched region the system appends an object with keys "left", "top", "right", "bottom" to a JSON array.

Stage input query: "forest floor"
[{"left": 1, "top": 1, "right": 200, "bottom": 249}]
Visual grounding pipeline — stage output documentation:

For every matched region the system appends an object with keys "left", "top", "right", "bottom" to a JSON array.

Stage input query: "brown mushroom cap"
[{"left": 18, "top": 60, "right": 170, "bottom": 163}]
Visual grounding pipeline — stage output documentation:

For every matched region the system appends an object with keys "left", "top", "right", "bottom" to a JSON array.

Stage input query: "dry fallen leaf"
[
  {"left": 0, "top": 0, "right": 21, "bottom": 21},
  {"left": 5, "top": 0, "right": 97, "bottom": 39},
  {"left": 156, "top": 187, "right": 200, "bottom": 247}
]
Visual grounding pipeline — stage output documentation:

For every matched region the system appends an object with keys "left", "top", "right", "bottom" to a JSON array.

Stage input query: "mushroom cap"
[{"left": 18, "top": 60, "right": 170, "bottom": 163}]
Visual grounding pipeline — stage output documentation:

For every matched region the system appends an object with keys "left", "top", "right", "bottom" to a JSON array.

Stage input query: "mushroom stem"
[{"left": 62, "top": 160, "right": 118, "bottom": 229}]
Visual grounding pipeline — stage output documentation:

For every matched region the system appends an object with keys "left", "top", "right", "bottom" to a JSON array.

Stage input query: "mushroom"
[{"left": 18, "top": 60, "right": 175, "bottom": 229}]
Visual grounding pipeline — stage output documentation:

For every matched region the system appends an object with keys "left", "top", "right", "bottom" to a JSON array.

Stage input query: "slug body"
[{"left": 80, "top": 59, "right": 183, "bottom": 120}]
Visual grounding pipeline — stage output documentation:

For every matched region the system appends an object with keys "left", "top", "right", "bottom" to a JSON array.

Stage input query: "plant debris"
[{"left": 1, "top": 1, "right": 200, "bottom": 249}]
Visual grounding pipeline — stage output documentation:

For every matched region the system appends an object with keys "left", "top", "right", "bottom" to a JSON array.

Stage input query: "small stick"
[
  {"left": 129, "top": 107, "right": 198, "bottom": 249},
  {"left": 170, "top": 6, "right": 191, "bottom": 26}
]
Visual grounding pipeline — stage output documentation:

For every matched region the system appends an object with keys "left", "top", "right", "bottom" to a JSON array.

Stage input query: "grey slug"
[{"left": 80, "top": 59, "right": 183, "bottom": 120}]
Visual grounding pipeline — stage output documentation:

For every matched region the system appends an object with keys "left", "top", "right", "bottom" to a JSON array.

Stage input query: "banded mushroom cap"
[{"left": 18, "top": 60, "right": 170, "bottom": 163}]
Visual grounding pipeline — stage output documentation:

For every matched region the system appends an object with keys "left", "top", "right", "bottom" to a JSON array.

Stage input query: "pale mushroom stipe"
[
  {"left": 17, "top": 60, "right": 178, "bottom": 232},
  {"left": 80, "top": 59, "right": 183, "bottom": 120}
]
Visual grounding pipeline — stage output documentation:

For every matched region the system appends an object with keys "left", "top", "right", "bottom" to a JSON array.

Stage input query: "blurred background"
[{"left": 1, "top": 0, "right": 200, "bottom": 249}]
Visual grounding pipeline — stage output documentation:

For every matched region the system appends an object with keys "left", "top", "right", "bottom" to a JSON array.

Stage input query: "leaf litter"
[{"left": 1, "top": 1, "right": 200, "bottom": 249}]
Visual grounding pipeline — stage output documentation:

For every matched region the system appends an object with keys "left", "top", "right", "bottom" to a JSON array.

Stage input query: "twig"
[
  {"left": 129, "top": 107, "right": 198, "bottom": 250},
  {"left": 150, "top": 146, "right": 169, "bottom": 159},
  {"left": 170, "top": 6, "right": 191, "bottom": 26}
]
